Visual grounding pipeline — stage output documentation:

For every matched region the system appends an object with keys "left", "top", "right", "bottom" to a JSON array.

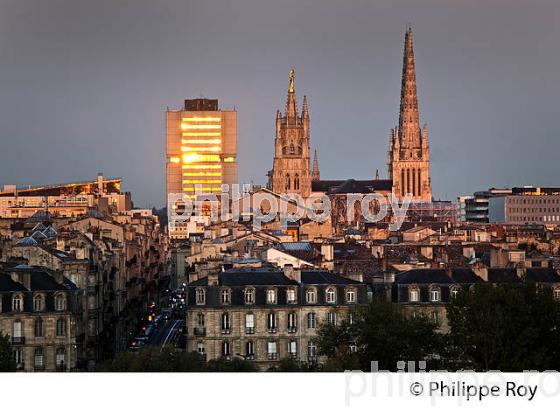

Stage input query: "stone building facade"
[
  {"left": 388, "top": 28, "right": 432, "bottom": 202},
  {"left": 0, "top": 265, "right": 79, "bottom": 371},
  {"left": 185, "top": 266, "right": 368, "bottom": 369}
]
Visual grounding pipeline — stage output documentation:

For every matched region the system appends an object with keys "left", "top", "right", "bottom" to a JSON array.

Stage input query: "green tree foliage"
[
  {"left": 446, "top": 280, "right": 560, "bottom": 371},
  {"left": 315, "top": 297, "right": 441, "bottom": 371},
  {"left": 0, "top": 332, "right": 16, "bottom": 372},
  {"left": 100, "top": 347, "right": 206, "bottom": 372},
  {"left": 100, "top": 347, "right": 256, "bottom": 372}
]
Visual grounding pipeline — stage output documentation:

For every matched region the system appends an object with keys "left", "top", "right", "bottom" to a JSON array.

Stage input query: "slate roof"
[
  {"left": 312, "top": 179, "right": 392, "bottom": 194},
  {"left": 189, "top": 267, "right": 361, "bottom": 287}
]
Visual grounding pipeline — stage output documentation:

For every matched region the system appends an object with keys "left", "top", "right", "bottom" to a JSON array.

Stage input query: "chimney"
[
  {"left": 53, "top": 270, "right": 64, "bottom": 284},
  {"left": 10, "top": 271, "right": 31, "bottom": 289},
  {"left": 321, "top": 244, "right": 333, "bottom": 262},
  {"left": 283, "top": 264, "right": 301, "bottom": 282},
  {"left": 516, "top": 263, "right": 526, "bottom": 279},
  {"left": 207, "top": 271, "right": 219, "bottom": 286},
  {"left": 188, "top": 271, "right": 198, "bottom": 284},
  {"left": 97, "top": 172, "right": 104, "bottom": 193},
  {"left": 472, "top": 263, "right": 488, "bottom": 282}
]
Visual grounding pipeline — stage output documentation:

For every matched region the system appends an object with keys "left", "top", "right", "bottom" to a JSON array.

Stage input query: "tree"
[
  {"left": 315, "top": 297, "right": 441, "bottom": 371},
  {"left": 0, "top": 332, "right": 16, "bottom": 372},
  {"left": 100, "top": 347, "right": 206, "bottom": 372},
  {"left": 446, "top": 280, "right": 560, "bottom": 371}
]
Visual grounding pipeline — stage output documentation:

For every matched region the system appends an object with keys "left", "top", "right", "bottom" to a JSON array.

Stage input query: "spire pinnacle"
[
  {"left": 312, "top": 148, "right": 320, "bottom": 181},
  {"left": 289, "top": 69, "right": 295, "bottom": 93},
  {"left": 398, "top": 27, "right": 421, "bottom": 148}
]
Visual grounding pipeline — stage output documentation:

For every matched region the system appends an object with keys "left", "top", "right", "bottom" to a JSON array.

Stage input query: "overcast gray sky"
[{"left": 0, "top": 0, "right": 559, "bottom": 207}]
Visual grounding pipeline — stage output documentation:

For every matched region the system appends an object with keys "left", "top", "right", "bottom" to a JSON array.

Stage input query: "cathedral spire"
[
  {"left": 398, "top": 27, "right": 421, "bottom": 147},
  {"left": 312, "top": 148, "right": 320, "bottom": 181},
  {"left": 285, "top": 69, "right": 298, "bottom": 122}
]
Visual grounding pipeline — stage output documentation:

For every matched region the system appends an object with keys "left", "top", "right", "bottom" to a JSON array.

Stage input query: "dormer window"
[
  {"left": 326, "top": 287, "right": 336, "bottom": 304},
  {"left": 55, "top": 293, "right": 67, "bottom": 311},
  {"left": 221, "top": 288, "right": 231, "bottom": 305},
  {"left": 12, "top": 294, "right": 23, "bottom": 312},
  {"left": 266, "top": 288, "right": 277, "bottom": 305},
  {"left": 409, "top": 288, "right": 419, "bottom": 302},
  {"left": 345, "top": 288, "right": 356, "bottom": 304},
  {"left": 34, "top": 294, "right": 45, "bottom": 312},
  {"left": 286, "top": 288, "right": 297, "bottom": 304},
  {"left": 195, "top": 288, "right": 206, "bottom": 305},
  {"left": 306, "top": 288, "right": 316, "bottom": 304},
  {"left": 450, "top": 286, "right": 460, "bottom": 299},
  {"left": 553, "top": 288, "right": 560, "bottom": 301},
  {"left": 430, "top": 287, "right": 440, "bottom": 302},
  {"left": 244, "top": 287, "right": 255, "bottom": 305}
]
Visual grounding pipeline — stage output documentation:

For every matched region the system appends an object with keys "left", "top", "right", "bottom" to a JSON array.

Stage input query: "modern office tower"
[
  {"left": 166, "top": 98, "right": 237, "bottom": 200},
  {"left": 166, "top": 99, "right": 237, "bottom": 238}
]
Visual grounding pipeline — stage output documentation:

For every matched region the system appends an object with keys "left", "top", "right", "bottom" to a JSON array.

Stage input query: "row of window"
[
  {"left": 196, "top": 311, "right": 351, "bottom": 333},
  {"left": 6, "top": 293, "right": 67, "bottom": 313},
  {"left": 197, "top": 340, "right": 318, "bottom": 360},
  {"left": 408, "top": 286, "right": 560, "bottom": 302},
  {"left": 11, "top": 318, "right": 68, "bottom": 338},
  {"left": 13, "top": 347, "right": 67, "bottom": 369},
  {"left": 509, "top": 197, "right": 560, "bottom": 205},
  {"left": 196, "top": 287, "right": 356, "bottom": 306}
]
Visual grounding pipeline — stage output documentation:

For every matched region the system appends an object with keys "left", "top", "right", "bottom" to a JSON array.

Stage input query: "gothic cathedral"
[
  {"left": 270, "top": 70, "right": 312, "bottom": 198},
  {"left": 388, "top": 28, "right": 432, "bottom": 201}
]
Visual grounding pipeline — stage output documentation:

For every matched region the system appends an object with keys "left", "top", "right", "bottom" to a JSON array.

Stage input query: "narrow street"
[{"left": 148, "top": 319, "right": 184, "bottom": 351}]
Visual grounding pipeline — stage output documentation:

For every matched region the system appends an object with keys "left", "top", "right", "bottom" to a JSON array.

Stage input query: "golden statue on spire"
[{"left": 289, "top": 69, "right": 295, "bottom": 93}]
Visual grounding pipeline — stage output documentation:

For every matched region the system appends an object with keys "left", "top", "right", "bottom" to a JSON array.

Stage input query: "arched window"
[
  {"left": 34, "top": 294, "right": 44, "bottom": 312},
  {"left": 430, "top": 287, "right": 441, "bottom": 302},
  {"left": 221, "top": 288, "right": 231, "bottom": 305},
  {"left": 244, "top": 287, "right": 255, "bottom": 304},
  {"left": 285, "top": 174, "right": 291, "bottom": 190},
  {"left": 306, "top": 288, "right": 316, "bottom": 304},
  {"left": 56, "top": 318, "right": 66, "bottom": 336},
  {"left": 34, "top": 318, "right": 44, "bottom": 338},
  {"left": 195, "top": 288, "right": 206, "bottom": 305},
  {"left": 345, "top": 287, "right": 356, "bottom": 303},
  {"left": 12, "top": 294, "right": 23, "bottom": 312},
  {"left": 326, "top": 287, "right": 336, "bottom": 304},
  {"left": 55, "top": 293, "right": 66, "bottom": 311},
  {"left": 294, "top": 174, "right": 300, "bottom": 190},
  {"left": 266, "top": 288, "right": 277, "bottom": 304}
]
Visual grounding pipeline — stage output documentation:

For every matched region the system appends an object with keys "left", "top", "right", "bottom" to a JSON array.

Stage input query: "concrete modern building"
[
  {"left": 166, "top": 99, "right": 237, "bottom": 239},
  {"left": 166, "top": 98, "right": 237, "bottom": 200},
  {"left": 0, "top": 174, "right": 131, "bottom": 219}
]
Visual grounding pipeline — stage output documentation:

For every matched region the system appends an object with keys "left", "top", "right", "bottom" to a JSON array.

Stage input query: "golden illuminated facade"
[{"left": 166, "top": 99, "right": 237, "bottom": 201}]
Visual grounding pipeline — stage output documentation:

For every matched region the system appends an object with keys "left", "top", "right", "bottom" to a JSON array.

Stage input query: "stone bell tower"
[
  {"left": 271, "top": 69, "right": 312, "bottom": 198},
  {"left": 388, "top": 28, "right": 432, "bottom": 202}
]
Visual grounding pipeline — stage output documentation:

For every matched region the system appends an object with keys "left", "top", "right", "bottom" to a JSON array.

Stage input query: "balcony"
[
  {"left": 245, "top": 327, "right": 255, "bottom": 334},
  {"left": 245, "top": 354, "right": 255, "bottom": 361},
  {"left": 11, "top": 337, "right": 25, "bottom": 345},
  {"left": 287, "top": 327, "right": 297, "bottom": 333},
  {"left": 221, "top": 328, "right": 231, "bottom": 335},
  {"left": 267, "top": 327, "right": 277, "bottom": 334},
  {"left": 193, "top": 327, "right": 206, "bottom": 336},
  {"left": 288, "top": 353, "right": 298, "bottom": 359},
  {"left": 267, "top": 353, "right": 278, "bottom": 360}
]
